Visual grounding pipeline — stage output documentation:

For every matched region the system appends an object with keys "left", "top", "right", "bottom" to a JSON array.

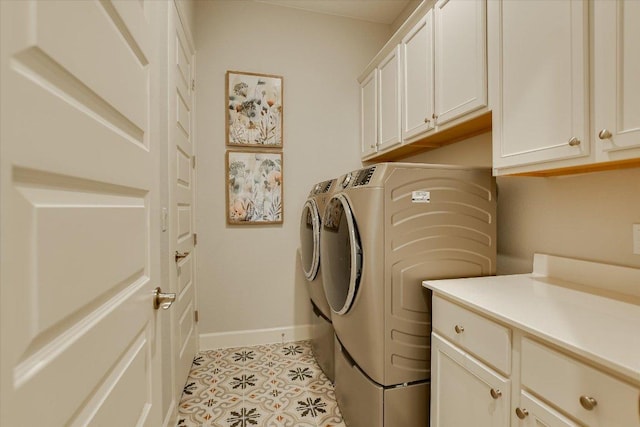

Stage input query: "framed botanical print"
[
  {"left": 226, "top": 71, "right": 283, "bottom": 148},
  {"left": 226, "top": 150, "right": 283, "bottom": 224}
]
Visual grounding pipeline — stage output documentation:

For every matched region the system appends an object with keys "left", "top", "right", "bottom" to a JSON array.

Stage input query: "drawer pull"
[
  {"left": 490, "top": 388, "right": 502, "bottom": 399},
  {"left": 579, "top": 395, "right": 598, "bottom": 410},
  {"left": 568, "top": 137, "right": 581, "bottom": 146},
  {"left": 515, "top": 408, "right": 529, "bottom": 419},
  {"left": 454, "top": 325, "right": 464, "bottom": 334}
]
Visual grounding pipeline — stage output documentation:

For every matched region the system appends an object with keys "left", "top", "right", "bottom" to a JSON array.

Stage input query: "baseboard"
[{"left": 199, "top": 324, "right": 313, "bottom": 350}]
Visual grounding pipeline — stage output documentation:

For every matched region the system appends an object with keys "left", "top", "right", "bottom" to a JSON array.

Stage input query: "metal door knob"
[
  {"left": 515, "top": 407, "right": 529, "bottom": 419},
  {"left": 454, "top": 325, "right": 464, "bottom": 334},
  {"left": 490, "top": 388, "right": 502, "bottom": 399},
  {"left": 568, "top": 137, "right": 581, "bottom": 146},
  {"left": 598, "top": 129, "right": 612, "bottom": 140},
  {"left": 153, "top": 287, "right": 176, "bottom": 310},
  {"left": 175, "top": 251, "right": 190, "bottom": 262},
  {"left": 579, "top": 395, "right": 597, "bottom": 410}
]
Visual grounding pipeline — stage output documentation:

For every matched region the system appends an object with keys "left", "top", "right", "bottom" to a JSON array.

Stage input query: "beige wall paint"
[
  {"left": 403, "top": 134, "right": 640, "bottom": 274},
  {"left": 194, "top": 0, "right": 391, "bottom": 337}
]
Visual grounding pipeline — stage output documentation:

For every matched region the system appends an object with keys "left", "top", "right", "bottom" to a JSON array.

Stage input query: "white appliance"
[
  {"left": 299, "top": 178, "right": 337, "bottom": 381},
  {"left": 321, "top": 163, "right": 497, "bottom": 427}
]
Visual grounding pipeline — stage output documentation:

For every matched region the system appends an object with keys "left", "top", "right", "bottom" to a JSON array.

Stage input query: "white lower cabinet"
[
  {"left": 430, "top": 295, "right": 640, "bottom": 427},
  {"left": 516, "top": 391, "right": 580, "bottom": 427},
  {"left": 431, "top": 333, "right": 510, "bottom": 427}
]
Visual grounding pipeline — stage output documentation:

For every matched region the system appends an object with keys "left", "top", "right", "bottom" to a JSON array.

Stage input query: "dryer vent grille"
[{"left": 353, "top": 166, "right": 376, "bottom": 187}]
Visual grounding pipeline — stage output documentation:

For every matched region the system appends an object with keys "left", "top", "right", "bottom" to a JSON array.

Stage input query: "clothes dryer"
[
  {"left": 299, "top": 178, "right": 336, "bottom": 381},
  {"left": 321, "top": 163, "right": 496, "bottom": 427}
]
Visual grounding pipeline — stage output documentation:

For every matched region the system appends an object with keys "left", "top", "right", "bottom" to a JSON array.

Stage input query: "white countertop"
[{"left": 423, "top": 254, "right": 640, "bottom": 383}]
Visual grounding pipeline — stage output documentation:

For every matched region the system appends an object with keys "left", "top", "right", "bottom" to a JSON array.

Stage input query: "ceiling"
[{"left": 254, "top": 0, "right": 413, "bottom": 25}]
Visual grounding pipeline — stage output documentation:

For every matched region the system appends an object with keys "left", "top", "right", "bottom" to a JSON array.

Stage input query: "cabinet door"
[
  {"left": 401, "top": 12, "right": 434, "bottom": 141},
  {"left": 491, "top": 0, "right": 589, "bottom": 171},
  {"left": 378, "top": 46, "right": 402, "bottom": 152},
  {"left": 434, "top": 0, "right": 487, "bottom": 126},
  {"left": 431, "top": 333, "right": 510, "bottom": 427},
  {"left": 594, "top": 0, "right": 640, "bottom": 161},
  {"left": 515, "top": 391, "right": 580, "bottom": 427},
  {"left": 360, "top": 69, "right": 377, "bottom": 158}
]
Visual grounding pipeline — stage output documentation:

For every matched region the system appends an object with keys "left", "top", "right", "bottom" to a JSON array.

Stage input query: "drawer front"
[
  {"left": 433, "top": 296, "right": 511, "bottom": 375},
  {"left": 521, "top": 338, "right": 640, "bottom": 427}
]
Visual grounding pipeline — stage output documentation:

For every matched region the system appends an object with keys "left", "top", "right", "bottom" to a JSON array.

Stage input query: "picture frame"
[
  {"left": 226, "top": 150, "right": 283, "bottom": 225},
  {"left": 226, "top": 71, "right": 283, "bottom": 148}
]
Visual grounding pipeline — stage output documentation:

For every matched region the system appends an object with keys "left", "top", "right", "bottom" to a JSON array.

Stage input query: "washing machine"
[
  {"left": 299, "top": 178, "right": 337, "bottom": 382},
  {"left": 321, "top": 163, "right": 496, "bottom": 427}
]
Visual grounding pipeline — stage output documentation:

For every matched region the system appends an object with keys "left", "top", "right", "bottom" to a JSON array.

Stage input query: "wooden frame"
[
  {"left": 226, "top": 150, "right": 283, "bottom": 225},
  {"left": 226, "top": 71, "right": 283, "bottom": 147}
]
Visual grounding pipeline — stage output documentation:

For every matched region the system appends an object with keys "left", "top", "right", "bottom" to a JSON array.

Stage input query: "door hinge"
[
  {"left": 193, "top": 233, "right": 198, "bottom": 246},
  {"left": 191, "top": 79, "right": 195, "bottom": 91},
  {"left": 194, "top": 310, "right": 199, "bottom": 322},
  {"left": 192, "top": 156, "right": 196, "bottom": 168}
]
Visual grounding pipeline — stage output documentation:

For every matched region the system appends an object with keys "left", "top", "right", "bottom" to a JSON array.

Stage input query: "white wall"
[
  {"left": 194, "top": 0, "right": 391, "bottom": 345},
  {"left": 404, "top": 134, "right": 640, "bottom": 274}
]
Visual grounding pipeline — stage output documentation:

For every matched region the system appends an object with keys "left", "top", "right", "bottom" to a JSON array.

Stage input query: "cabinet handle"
[
  {"left": 490, "top": 388, "right": 502, "bottom": 399},
  {"left": 598, "top": 129, "right": 612, "bottom": 140},
  {"left": 515, "top": 408, "right": 529, "bottom": 419},
  {"left": 454, "top": 325, "right": 464, "bottom": 334},
  {"left": 568, "top": 137, "right": 581, "bottom": 146},
  {"left": 579, "top": 395, "right": 598, "bottom": 410},
  {"left": 432, "top": 113, "right": 438, "bottom": 120},
  {"left": 424, "top": 118, "right": 430, "bottom": 123}
]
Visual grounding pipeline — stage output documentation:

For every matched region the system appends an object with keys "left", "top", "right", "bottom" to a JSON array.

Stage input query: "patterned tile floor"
[{"left": 177, "top": 340, "right": 345, "bottom": 427}]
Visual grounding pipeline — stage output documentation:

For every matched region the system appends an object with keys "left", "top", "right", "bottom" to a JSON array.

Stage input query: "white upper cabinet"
[
  {"left": 593, "top": 0, "right": 640, "bottom": 162},
  {"left": 360, "top": 69, "right": 377, "bottom": 158},
  {"left": 491, "top": 0, "right": 640, "bottom": 176},
  {"left": 434, "top": 0, "right": 487, "bottom": 126},
  {"left": 359, "top": 0, "right": 490, "bottom": 161},
  {"left": 378, "top": 46, "right": 402, "bottom": 152},
  {"left": 401, "top": 11, "right": 434, "bottom": 141},
  {"left": 490, "top": 0, "right": 589, "bottom": 173}
]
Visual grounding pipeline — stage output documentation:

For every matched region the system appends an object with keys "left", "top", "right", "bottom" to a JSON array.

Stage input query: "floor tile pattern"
[{"left": 177, "top": 340, "right": 345, "bottom": 427}]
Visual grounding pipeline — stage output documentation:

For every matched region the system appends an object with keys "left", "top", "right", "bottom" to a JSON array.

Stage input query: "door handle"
[
  {"left": 153, "top": 287, "right": 176, "bottom": 310},
  {"left": 175, "top": 251, "right": 190, "bottom": 262}
]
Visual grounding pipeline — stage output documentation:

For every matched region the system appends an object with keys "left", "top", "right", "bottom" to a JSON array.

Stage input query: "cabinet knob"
[
  {"left": 454, "top": 325, "right": 464, "bottom": 334},
  {"left": 490, "top": 388, "right": 502, "bottom": 399},
  {"left": 432, "top": 113, "right": 438, "bottom": 120},
  {"left": 598, "top": 129, "right": 612, "bottom": 140},
  {"left": 424, "top": 118, "right": 430, "bottom": 123},
  {"left": 515, "top": 408, "right": 529, "bottom": 419},
  {"left": 568, "top": 137, "right": 581, "bottom": 147},
  {"left": 579, "top": 395, "right": 597, "bottom": 410}
]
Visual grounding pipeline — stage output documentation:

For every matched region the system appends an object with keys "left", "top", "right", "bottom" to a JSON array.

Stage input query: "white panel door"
[
  {"left": 401, "top": 11, "right": 434, "bottom": 141},
  {"left": 594, "top": 0, "right": 640, "bottom": 161},
  {"left": 434, "top": 0, "right": 487, "bottom": 126},
  {"left": 0, "top": 1, "right": 162, "bottom": 425},
  {"left": 378, "top": 46, "right": 402, "bottom": 152},
  {"left": 170, "top": 1, "right": 198, "bottom": 401}
]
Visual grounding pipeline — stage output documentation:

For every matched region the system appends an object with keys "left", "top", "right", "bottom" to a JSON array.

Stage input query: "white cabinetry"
[
  {"left": 401, "top": 11, "right": 434, "bottom": 141},
  {"left": 360, "top": 0, "right": 490, "bottom": 161},
  {"left": 425, "top": 255, "right": 640, "bottom": 427},
  {"left": 491, "top": 0, "right": 640, "bottom": 175},
  {"left": 434, "top": 0, "right": 487, "bottom": 126},
  {"left": 593, "top": 0, "right": 640, "bottom": 163},
  {"left": 378, "top": 46, "right": 402, "bottom": 152},
  {"left": 431, "top": 333, "right": 510, "bottom": 427},
  {"left": 490, "top": 0, "right": 589, "bottom": 173},
  {"left": 360, "top": 69, "right": 377, "bottom": 158}
]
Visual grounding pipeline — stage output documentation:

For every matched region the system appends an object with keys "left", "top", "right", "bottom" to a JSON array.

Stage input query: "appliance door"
[
  {"left": 320, "top": 194, "right": 362, "bottom": 315},
  {"left": 300, "top": 199, "right": 320, "bottom": 281}
]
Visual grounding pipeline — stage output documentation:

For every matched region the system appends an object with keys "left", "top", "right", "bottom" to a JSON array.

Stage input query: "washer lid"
[
  {"left": 320, "top": 194, "right": 362, "bottom": 315},
  {"left": 300, "top": 199, "right": 320, "bottom": 281}
]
